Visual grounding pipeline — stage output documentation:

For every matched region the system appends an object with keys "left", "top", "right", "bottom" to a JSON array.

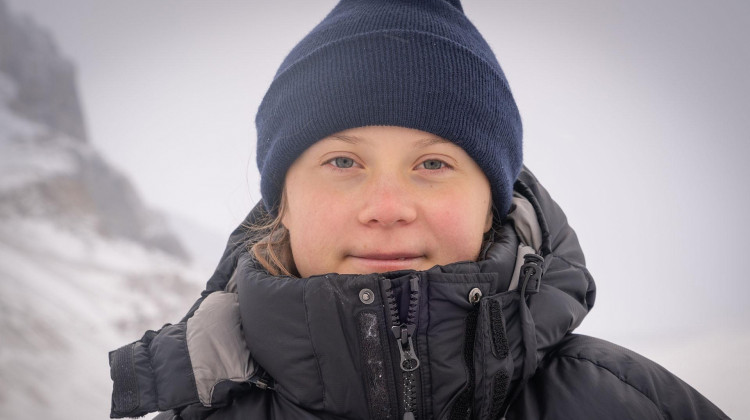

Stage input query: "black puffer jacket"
[{"left": 109, "top": 168, "right": 729, "bottom": 419}]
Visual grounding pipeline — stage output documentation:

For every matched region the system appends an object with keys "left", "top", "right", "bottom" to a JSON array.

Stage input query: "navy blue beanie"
[{"left": 256, "top": 0, "right": 522, "bottom": 217}]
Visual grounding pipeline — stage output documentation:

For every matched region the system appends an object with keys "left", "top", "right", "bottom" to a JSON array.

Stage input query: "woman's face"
[{"left": 282, "top": 125, "right": 493, "bottom": 277}]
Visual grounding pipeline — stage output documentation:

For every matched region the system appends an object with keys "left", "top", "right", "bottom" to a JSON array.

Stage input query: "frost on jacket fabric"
[{"left": 108, "top": 167, "right": 729, "bottom": 419}]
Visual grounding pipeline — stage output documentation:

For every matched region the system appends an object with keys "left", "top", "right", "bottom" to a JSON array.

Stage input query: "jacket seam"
[
  {"left": 557, "top": 355, "right": 667, "bottom": 420},
  {"left": 551, "top": 255, "right": 595, "bottom": 288},
  {"left": 180, "top": 323, "right": 201, "bottom": 408},
  {"left": 553, "top": 255, "right": 587, "bottom": 276},
  {"left": 147, "top": 340, "right": 161, "bottom": 411},
  {"left": 303, "top": 280, "right": 327, "bottom": 409}
]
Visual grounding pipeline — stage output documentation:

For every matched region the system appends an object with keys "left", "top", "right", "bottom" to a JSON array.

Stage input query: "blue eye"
[
  {"left": 331, "top": 157, "right": 355, "bottom": 168},
  {"left": 421, "top": 159, "right": 445, "bottom": 170}
]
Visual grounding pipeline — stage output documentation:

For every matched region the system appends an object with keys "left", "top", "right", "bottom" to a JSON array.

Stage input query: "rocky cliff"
[
  {"left": 0, "top": 0, "right": 87, "bottom": 142},
  {"left": 0, "top": 2, "right": 209, "bottom": 418},
  {"left": 0, "top": 0, "right": 188, "bottom": 260}
]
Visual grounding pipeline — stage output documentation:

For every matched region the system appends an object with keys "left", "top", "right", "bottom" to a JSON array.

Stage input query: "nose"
[{"left": 357, "top": 176, "right": 418, "bottom": 227}]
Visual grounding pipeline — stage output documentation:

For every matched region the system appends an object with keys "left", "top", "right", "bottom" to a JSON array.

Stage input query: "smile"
[
  {"left": 352, "top": 253, "right": 423, "bottom": 260},
  {"left": 348, "top": 253, "right": 425, "bottom": 272}
]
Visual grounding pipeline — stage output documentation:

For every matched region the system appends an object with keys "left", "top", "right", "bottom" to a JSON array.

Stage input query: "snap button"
[
  {"left": 468, "top": 287, "right": 482, "bottom": 304},
  {"left": 359, "top": 288, "right": 375, "bottom": 304}
]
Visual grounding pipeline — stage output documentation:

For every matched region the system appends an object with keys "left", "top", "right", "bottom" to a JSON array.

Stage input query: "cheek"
[
  {"left": 427, "top": 202, "right": 487, "bottom": 261},
  {"left": 429, "top": 194, "right": 489, "bottom": 263},
  {"left": 284, "top": 188, "right": 350, "bottom": 276},
  {"left": 292, "top": 206, "right": 342, "bottom": 244}
]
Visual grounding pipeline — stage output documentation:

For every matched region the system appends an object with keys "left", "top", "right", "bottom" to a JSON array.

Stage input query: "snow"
[
  {"left": 0, "top": 216, "right": 205, "bottom": 420},
  {"left": 0, "top": 70, "right": 212, "bottom": 418},
  {"left": 0, "top": 107, "right": 81, "bottom": 194}
]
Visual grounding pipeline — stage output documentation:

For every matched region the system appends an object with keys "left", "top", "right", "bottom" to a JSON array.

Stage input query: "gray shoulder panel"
[{"left": 186, "top": 292, "right": 256, "bottom": 406}]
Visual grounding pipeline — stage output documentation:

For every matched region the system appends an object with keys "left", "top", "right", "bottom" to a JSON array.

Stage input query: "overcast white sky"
[{"left": 5, "top": 0, "right": 749, "bottom": 416}]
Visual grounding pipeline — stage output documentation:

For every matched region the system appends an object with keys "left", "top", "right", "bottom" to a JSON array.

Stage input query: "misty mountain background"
[
  {"left": 0, "top": 2, "right": 223, "bottom": 418},
  {"left": 1, "top": 0, "right": 747, "bottom": 419}
]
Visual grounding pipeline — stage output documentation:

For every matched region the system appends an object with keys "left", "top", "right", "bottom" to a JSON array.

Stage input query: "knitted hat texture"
[{"left": 256, "top": 0, "right": 523, "bottom": 217}]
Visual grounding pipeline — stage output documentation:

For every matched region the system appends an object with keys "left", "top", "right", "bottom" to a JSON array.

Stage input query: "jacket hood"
[{"left": 198, "top": 166, "right": 595, "bottom": 418}]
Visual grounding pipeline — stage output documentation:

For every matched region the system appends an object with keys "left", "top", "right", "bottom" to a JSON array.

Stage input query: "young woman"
[{"left": 109, "top": 1, "right": 728, "bottom": 419}]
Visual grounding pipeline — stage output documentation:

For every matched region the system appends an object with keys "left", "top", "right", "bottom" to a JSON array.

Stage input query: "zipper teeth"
[
  {"left": 406, "top": 276, "right": 420, "bottom": 326},
  {"left": 384, "top": 276, "right": 422, "bottom": 420},
  {"left": 384, "top": 279, "right": 400, "bottom": 327},
  {"left": 404, "top": 371, "right": 417, "bottom": 413},
  {"left": 404, "top": 276, "right": 420, "bottom": 419}
]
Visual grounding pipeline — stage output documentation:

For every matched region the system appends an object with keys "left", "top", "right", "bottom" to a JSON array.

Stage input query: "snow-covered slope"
[
  {"left": 0, "top": 219, "right": 204, "bottom": 419},
  {"left": 0, "top": 2, "right": 215, "bottom": 418}
]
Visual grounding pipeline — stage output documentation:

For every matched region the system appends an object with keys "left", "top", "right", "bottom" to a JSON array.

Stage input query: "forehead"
[{"left": 316, "top": 125, "right": 454, "bottom": 149}]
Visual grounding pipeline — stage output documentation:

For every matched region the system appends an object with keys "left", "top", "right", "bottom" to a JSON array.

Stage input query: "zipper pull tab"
[
  {"left": 403, "top": 411, "right": 416, "bottom": 420},
  {"left": 392, "top": 324, "right": 420, "bottom": 371}
]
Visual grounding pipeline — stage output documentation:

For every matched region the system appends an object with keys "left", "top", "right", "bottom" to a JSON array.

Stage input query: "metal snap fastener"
[
  {"left": 359, "top": 288, "right": 375, "bottom": 304},
  {"left": 468, "top": 287, "right": 482, "bottom": 304}
]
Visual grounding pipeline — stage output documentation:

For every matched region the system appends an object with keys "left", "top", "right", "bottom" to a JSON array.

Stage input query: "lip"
[
  {"left": 352, "top": 252, "right": 423, "bottom": 260},
  {"left": 348, "top": 252, "right": 425, "bottom": 272}
]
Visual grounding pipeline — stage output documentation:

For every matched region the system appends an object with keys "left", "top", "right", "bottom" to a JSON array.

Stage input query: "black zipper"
[{"left": 383, "top": 275, "right": 421, "bottom": 420}]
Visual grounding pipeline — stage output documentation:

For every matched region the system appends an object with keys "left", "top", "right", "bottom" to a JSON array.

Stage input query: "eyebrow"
[
  {"left": 326, "top": 134, "right": 451, "bottom": 148},
  {"left": 327, "top": 134, "right": 362, "bottom": 144},
  {"left": 414, "top": 137, "right": 451, "bottom": 148}
]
